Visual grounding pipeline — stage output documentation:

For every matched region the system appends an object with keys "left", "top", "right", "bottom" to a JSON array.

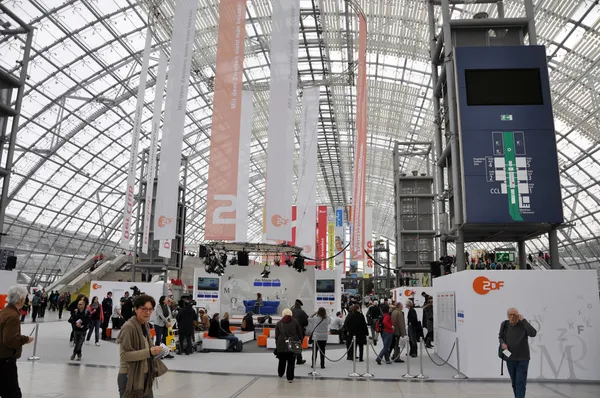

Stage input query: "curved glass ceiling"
[{"left": 1, "top": 0, "right": 600, "bottom": 276}]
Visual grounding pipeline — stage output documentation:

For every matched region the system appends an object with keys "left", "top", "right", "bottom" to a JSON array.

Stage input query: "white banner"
[
  {"left": 120, "top": 25, "right": 152, "bottom": 249},
  {"left": 264, "top": 0, "right": 300, "bottom": 241},
  {"left": 154, "top": 0, "right": 198, "bottom": 240},
  {"left": 158, "top": 239, "right": 171, "bottom": 259},
  {"left": 142, "top": 50, "right": 168, "bottom": 254},
  {"left": 296, "top": 87, "right": 319, "bottom": 258},
  {"left": 235, "top": 91, "right": 253, "bottom": 242},
  {"left": 364, "top": 206, "right": 374, "bottom": 274}
]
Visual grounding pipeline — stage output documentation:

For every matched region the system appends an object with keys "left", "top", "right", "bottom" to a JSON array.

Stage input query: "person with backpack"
[
  {"left": 31, "top": 292, "right": 42, "bottom": 322},
  {"left": 291, "top": 299, "right": 308, "bottom": 365},
  {"left": 366, "top": 301, "right": 382, "bottom": 345},
  {"left": 375, "top": 304, "right": 394, "bottom": 365}
]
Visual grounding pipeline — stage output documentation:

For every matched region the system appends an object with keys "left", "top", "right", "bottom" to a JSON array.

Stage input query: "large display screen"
[
  {"left": 197, "top": 277, "right": 219, "bottom": 291},
  {"left": 465, "top": 68, "right": 543, "bottom": 106},
  {"left": 316, "top": 279, "right": 335, "bottom": 293}
]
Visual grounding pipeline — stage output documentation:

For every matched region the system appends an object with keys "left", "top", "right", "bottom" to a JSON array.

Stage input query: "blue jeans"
[
  {"left": 221, "top": 334, "right": 239, "bottom": 349},
  {"left": 377, "top": 332, "right": 394, "bottom": 362},
  {"left": 506, "top": 359, "right": 529, "bottom": 398}
]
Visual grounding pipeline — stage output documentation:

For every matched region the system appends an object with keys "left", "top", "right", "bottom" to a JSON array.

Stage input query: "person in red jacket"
[{"left": 375, "top": 304, "right": 394, "bottom": 364}]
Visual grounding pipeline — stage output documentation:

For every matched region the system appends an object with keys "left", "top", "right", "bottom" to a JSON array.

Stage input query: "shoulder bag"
[
  {"left": 498, "top": 320, "right": 508, "bottom": 376},
  {"left": 278, "top": 322, "right": 302, "bottom": 355}
]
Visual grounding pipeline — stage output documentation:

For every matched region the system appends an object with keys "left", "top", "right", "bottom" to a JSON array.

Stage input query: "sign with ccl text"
[{"left": 455, "top": 46, "right": 563, "bottom": 224}]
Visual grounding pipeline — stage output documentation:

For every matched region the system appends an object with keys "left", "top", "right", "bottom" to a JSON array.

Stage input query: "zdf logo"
[
  {"left": 271, "top": 214, "right": 289, "bottom": 227},
  {"left": 473, "top": 276, "right": 504, "bottom": 295},
  {"left": 158, "top": 216, "right": 173, "bottom": 228}
]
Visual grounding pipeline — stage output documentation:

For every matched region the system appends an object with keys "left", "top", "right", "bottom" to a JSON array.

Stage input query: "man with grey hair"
[
  {"left": 499, "top": 307, "right": 537, "bottom": 398},
  {"left": 0, "top": 286, "right": 34, "bottom": 397}
]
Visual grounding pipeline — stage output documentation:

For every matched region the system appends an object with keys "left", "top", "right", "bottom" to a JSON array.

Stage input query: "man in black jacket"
[
  {"left": 291, "top": 299, "right": 308, "bottom": 364},
  {"left": 406, "top": 300, "right": 419, "bottom": 357},
  {"left": 101, "top": 292, "right": 113, "bottom": 340},
  {"left": 499, "top": 308, "right": 537, "bottom": 398}
]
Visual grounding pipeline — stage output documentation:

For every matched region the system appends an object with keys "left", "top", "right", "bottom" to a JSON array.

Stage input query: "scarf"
[{"left": 118, "top": 317, "right": 156, "bottom": 398}]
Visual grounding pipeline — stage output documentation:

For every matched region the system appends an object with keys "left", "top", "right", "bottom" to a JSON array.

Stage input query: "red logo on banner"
[
  {"left": 158, "top": 216, "right": 173, "bottom": 228},
  {"left": 92, "top": 283, "right": 102, "bottom": 290},
  {"left": 304, "top": 245, "right": 312, "bottom": 253},
  {"left": 473, "top": 276, "right": 504, "bottom": 295},
  {"left": 271, "top": 214, "right": 290, "bottom": 227},
  {"left": 163, "top": 241, "right": 171, "bottom": 249}
]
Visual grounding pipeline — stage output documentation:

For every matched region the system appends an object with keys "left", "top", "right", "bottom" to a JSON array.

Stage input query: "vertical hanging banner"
[
  {"left": 334, "top": 207, "right": 346, "bottom": 271},
  {"left": 142, "top": 50, "right": 168, "bottom": 254},
  {"left": 235, "top": 91, "right": 253, "bottom": 242},
  {"left": 295, "top": 86, "right": 319, "bottom": 261},
  {"left": 205, "top": 0, "right": 248, "bottom": 240},
  {"left": 154, "top": 0, "right": 198, "bottom": 240},
  {"left": 364, "top": 206, "right": 374, "bottom": 274},
  {"left": 265, "top": 0, "right": 300, "bottom": 241},
  {"left": 328, "top": 222, "right": 335, "bottom": 270},
  {"left": 316, "top": 206, "right": 328, "bottom": 269},
  {"left": 159, "top": 239, "right": 171, "bottom": 259},
  {"left": 350, "top": 14, "right": 368, "bottom": 260},
  {"left": 121, "top": 25, "right": 153, "bottom": 249}
]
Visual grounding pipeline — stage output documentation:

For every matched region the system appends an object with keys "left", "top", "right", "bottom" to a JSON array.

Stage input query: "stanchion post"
[
  {"left": 415, "top": 338, "right": 428, "bottom": 379},
  {"left": 348, "top": 336, "right": 360, "bottom": 377},
  {"left": 28, "top": 324, "right": 40, "bottom": 361},
  {"left": 308, "top": 340, "right": 321, "bottom": 377},
  {"left": 402, "top": 336, "right": 414, "bottom": 379},
  {"left": 361, "top": 337, "right": 374, "bottom": 378},
  {"left": 452, "top": 337, "right": 467, "bottom": 379}
]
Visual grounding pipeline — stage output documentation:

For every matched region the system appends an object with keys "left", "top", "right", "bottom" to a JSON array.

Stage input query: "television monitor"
[
  {"left": 197, "top": 277, "right": 219, "bottom": 291},
  {"left": 465, "top": 68, "right": 543, "bottom": 106},
  {"left": 316, "top": 279, "right": 335, "bottom": 293}
]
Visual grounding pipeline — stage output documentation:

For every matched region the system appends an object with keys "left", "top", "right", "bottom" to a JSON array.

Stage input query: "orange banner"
[
  {"left": 351, "top": 15, "right": 367, "bottom": 260},
  {"left": 205, "top": 0, "right": 247, "bottom": 240}
]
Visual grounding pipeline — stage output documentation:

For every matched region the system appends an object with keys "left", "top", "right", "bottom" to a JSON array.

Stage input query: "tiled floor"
[{"left": 16, "top": 362, "right": 600, "bottom": 398}]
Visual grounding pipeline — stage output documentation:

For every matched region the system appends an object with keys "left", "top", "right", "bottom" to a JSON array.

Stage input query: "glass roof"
[{"left": 1, "top": 0, "right": 600, "bottom": 277}]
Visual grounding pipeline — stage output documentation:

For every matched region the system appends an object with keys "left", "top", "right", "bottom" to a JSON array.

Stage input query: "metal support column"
[
  {"left": 393, "top": 142, "right": 401, "bottom": 270},
  {"left": 132, "top": 150, "right": 147, "bottom": 282},
  {"left": 0, "top": 9, "right": 34, "bottom": 245},
  {"left": 518, "top": 240, "right": 527, "bottom": 269},
  {"left": 549, "top": 228, "right": 560, "bottom": 269},
  {"left": 523, "top": 0, "right": 538, "bottom": 45}
]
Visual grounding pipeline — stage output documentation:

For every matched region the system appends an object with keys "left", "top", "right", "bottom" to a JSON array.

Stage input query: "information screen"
[
  {"left": 465, "top": 68, "right": 543, "bottom": 106},
  {"left": 316, "top": 279, "right": 335, "bottom": 293},
  {"left": 197, "top": 277, "right": 219, "bottom": 291}
]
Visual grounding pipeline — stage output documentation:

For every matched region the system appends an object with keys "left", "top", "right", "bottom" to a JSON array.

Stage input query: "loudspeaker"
[
  {"left": 199, "top": 245, "right": 208, "bottom": 258},
  {"left": 6, "top": 256, "right": 16, "bottom": 271},
  {"left": 430, "top": 261, "right": 441, "bottom": 278},
  {"left": 237, "top": 251, "right": 249, "bottom": 266}
]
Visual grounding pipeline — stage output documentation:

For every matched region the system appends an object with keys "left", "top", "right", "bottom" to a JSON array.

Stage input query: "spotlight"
[
  {"left": 284, "top": 254, "right": 293, "bottom": 267},
  {"left": 229, "top": 256, "right": 238, "bottom": 265},
  {"left": 293, "top": 257, "right": 306, "bottom": 273},
  {"left": 274, "top": 258, "right": 280, "bottom": 266}
]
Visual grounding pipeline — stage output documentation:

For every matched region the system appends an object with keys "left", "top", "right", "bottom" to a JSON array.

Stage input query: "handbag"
[
  {"left": 278, "top": 323, "right": 302, "bottom": 355},
  {"left": 498, "top": 320, "right": 508, "bottom": 376},
  {"left": 154, "top": 358, "right": 168, "bottom": 378}
]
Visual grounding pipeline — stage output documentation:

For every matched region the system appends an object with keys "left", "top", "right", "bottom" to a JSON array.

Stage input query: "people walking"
[
  {"left": 57, "top": 293, "right": 66, "bottom": 320},
  {"left": 176, "top": 299, "right": 197, "bottom": 355},
  {"left": 366, "top": 301, "right": 382, "bottom": 345},
  {"left": 375, "top": 304, "right": 394, "bottom": 365},
  {"left": 31, "top": 292, "right": 41, "bottom": 322},
  {"left": 69, "top": 300, "right": 90, "bottom": 360},
  {"left": 39, "top": 292, "right": 48, "bottom": 318},
  {"left": 0, "top": 286, "right": 35, "bottom": 398},
  {"left": 344, "top": 304, "right": 369, "bottom": 362},
  {"left": 407, "top": 300, "right": 419, "bottom": 357},
  {"left": 291, "top": 299, "right": 308, "bottom": 365},
  {"left": 86, "top": 296, "right": 103, "bottom": 346},
  {"left": 101, "top": 292, "right": 113, "bottom": 340},
  {"left": 391, "top": 301, "right": 407, "bottom": 362},
  {"left": 275, "top": 308, "right": 303, "bottom": 383},
  {"left": 307, "top": 307, "right": 331, "bottom": 369},
  {"left": 499, "top": 308, "right": 537, "bottom": 398},
  {"left": 422, "top": 297, "right": 434, "bottom": 348},
  {"left": 117, "top": 295, "right": 167, "bottom": 398},
  {"left": 20, "top": 296, "right": 30, "bottom": 323}
]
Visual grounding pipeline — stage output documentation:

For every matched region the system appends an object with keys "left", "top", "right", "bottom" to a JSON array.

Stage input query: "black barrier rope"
[
  {"left": 314, "top": 339, "right": 356, "bottom": 363},
  {"left": 299, "top": 242, "right": 351, "bottom": 263},
  {"left": 423, "top": 341, "right": 456, "bottom": 367},
  {"left": 366, "top": 335, "right": 407, "bottom": 361}
]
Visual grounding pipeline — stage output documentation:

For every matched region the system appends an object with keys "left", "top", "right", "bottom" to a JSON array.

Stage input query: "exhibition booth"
[
  {"left": 433, "top": 270, "right": 600, "bottom": 381},
  {"left": 193, "top": 265, "right": 342, "bottom": 317},
  {"left": 90, "top": 280, "right": 165, "bottom": 317}
]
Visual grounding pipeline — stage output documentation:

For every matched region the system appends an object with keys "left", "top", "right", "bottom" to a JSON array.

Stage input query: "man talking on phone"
[{"left": 499, "top": 307, "right": 537, "bottom": 398}]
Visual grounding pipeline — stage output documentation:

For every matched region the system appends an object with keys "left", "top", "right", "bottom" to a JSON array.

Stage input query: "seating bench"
[
  {"left": 327, "top": 333, "right": 343, "bottom": 344},
  {"left": 233, "top": 331, "right": 255, "bottom": 343},
  {"left": 201, "top": 336, "right": 230, "bottom": 351},
  {"left": 266, "top": 337, "right": 276, "bottom": 349}
]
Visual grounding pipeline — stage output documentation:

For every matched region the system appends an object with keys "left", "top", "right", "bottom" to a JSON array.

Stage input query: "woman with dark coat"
[
  {"left": 344, "top": 304, "right": 369, "bottom": 361},
  {"left": 422, "top": 298, "right": 434, "bottom": 348},
  {"left": 241, "top": 311, "right": 255, "bottom": 332},
  {"left": 275, "top": 308, "right": 303, "bottom": 383},
  {"left": 175, "top": 301, "right": 198, "bottom": 355}
]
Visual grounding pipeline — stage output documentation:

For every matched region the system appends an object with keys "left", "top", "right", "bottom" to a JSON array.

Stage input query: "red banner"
[
  {"left": 350, "top": 15, "right": 367, "bottom": 260},
  {"left": 316, "top": 206, "right": 328, "bottom": 269},
  {"left": 204, "top": 0, "right": 247, "bottom": 240}
]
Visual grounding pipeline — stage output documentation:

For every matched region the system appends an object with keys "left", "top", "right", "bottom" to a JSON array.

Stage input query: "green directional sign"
[
  {"left": 496, "top": 252, "right": 510, "bottom": 262},
  {"left": 501, "top": 114, "right": 513, "bottom": 121}
]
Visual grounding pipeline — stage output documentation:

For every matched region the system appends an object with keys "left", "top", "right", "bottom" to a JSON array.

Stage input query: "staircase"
[{"left": 47, "top": 254, "right": 132, "bottom": 293}]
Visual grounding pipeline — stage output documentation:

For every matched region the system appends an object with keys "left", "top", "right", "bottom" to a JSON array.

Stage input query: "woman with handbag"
[
  {"left": 117, "top": 295, "right": 168, "bottom": 398},
  {"left": 275, "top": 308, "right": 303, "bottom": 383},
  {"left": 307, "top": 307, "right": 331, "bottom": 369}
]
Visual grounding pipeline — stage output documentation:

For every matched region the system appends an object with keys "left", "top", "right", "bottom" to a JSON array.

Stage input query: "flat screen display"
[
  {"left": 316, "top": 279, "right": 335, "bottom": 293},
  {"left": 465, "top": 68, "right": 543, "bottom": 106},
  {"left": 197, "top": 277, "right": 219, "bottom": 291}
]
